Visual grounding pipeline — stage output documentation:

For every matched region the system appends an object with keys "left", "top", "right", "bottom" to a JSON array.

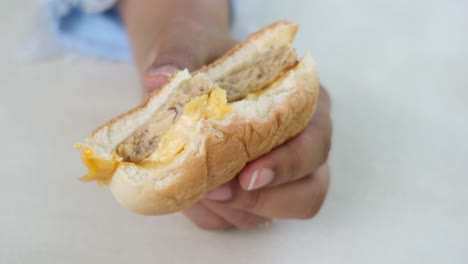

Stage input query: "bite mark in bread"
[
  {"left": 118, "top": 43, "right": 298, "bottom": 163},
  {"left": 214, "top": 44, "right": 297, "bottom": 101},
  {"left": 117, "top": 74, "right": 218, "bottom": 163},
  {"left": 76, "top": 21, "right": 320, "bottom": 215}
]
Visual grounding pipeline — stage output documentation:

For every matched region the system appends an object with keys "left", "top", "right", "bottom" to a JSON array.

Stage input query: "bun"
[{"left": 75, "top": 21, "right": 320, "bottom": 215}]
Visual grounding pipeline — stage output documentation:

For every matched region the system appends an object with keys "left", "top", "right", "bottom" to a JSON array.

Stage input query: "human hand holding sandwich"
[{"left": 116, "top": 0, "right": 332, "bottom": 230}]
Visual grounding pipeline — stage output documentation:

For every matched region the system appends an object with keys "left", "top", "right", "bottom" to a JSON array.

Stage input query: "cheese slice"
[
  {"left": 75, "top": 144, "right": 122, "bottom": 186},
  {"left": 146, "top": 87, "right": 232, "bottom": 164},
  {"left": 77, "top": 87, "right": 232, "bottom": 185}
]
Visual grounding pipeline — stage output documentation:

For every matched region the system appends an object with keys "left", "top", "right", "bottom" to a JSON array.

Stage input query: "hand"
[
  {"left": 139, "top": 19, "right": 332, "bottom": 230},
  {"left": 140, "top": 18, "right": 236, "bottom": 93},
  {"left": 187, "top": 88, "right": 332, "bottom": 230}
]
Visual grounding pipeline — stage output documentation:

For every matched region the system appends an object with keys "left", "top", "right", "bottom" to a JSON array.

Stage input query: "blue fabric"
[
  {"left": 48, "top": 4, "right": 132, "bottom": 62},
  {"left": 48, "top": 1, "right": 236, "bottom": 62}
]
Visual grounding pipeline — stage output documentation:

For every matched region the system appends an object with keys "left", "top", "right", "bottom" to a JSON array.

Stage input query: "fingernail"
[
  {"left": 148, "top": 65, "right": 178, "bottom": 76},
  {"left": 144, "top": 65, "right": 178, "bottom": 92},
  {"left": 247, "top": 168, "right": 274, "bottom": 191},
  {"left": 205, "top": 183, "right": 232, "bottom": 201}
]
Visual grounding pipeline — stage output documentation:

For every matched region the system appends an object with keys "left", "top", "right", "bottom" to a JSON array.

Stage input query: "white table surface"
[{"left": 1, "top": 0, "right": 467, "bottom": 263}]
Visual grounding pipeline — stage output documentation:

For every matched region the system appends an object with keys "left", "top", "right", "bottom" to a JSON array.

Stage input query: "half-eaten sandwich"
[{"left": 75, "top": 21, "right": 320, "bottom": 215}]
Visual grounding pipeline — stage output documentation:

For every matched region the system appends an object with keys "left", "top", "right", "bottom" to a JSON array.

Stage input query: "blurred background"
[{"left": 1, "top": 0, "right": 467, "bottom": 263}]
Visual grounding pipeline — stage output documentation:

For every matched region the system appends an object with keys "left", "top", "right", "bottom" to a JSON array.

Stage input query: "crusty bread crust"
[
  {"left": 199, "top": 20, "right": 298, "bottom": 78},
  {"left": 80, "top": 21, "right": 320, "bottom": 215},
  {"left": 85, "top": 70, "right": 192, "bottom": 158},
  {"left": 85, "top": 20, "right": 299, "bottom": 157},
  {"left": 106, "top": 53, "right": 319, "bottom": 215}
]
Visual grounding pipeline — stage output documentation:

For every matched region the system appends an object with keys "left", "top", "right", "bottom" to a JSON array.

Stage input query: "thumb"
[
  {"left": 143, "top": 65, "right": 180, "bottom": 94},
  {"left": 143, "top": 39, "right": 202, "bottom": 93},
  {"left": 142, "top": 20, "right": 236, "bottom": 94},
  {"left": 142, "top": 21, "right": 212, "bottom": 93}
]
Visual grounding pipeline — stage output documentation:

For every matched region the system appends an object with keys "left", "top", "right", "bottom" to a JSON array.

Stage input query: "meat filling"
[
  {"left": 117, "top": 45, "right": 297, "bottom": 163},
  {"left": 215, "top": 45, "right": 298, "bottom": 101},
  {"left": 117, "top": 75, "right": 216, "bottom": 162}
]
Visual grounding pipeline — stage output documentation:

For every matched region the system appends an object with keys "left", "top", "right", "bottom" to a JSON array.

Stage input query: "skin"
[{"left": 119, "top": 0, "right": 332, "bottom": 230}]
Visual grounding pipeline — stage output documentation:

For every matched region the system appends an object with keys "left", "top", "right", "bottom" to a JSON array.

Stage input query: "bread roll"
[{"left": 75, "top": 21, "right": 320, "bottom": 215}]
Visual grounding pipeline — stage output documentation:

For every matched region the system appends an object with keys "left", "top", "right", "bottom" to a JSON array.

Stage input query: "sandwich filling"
[
  {"left": 79, "top": 44, "right": 298, "bottom": 185},
  {"left": 117, "top": 74, "right": 218, "bottom": 163},
  {"left": 118, "top": 44, "right": 298, "bottom": 164},
  {"left": 215, "top": 45, "right": 297, "bottom": 101}
]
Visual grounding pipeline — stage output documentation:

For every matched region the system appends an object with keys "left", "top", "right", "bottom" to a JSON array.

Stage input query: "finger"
[
  {"left": 142, "top": 23, "right": 202, "bottom": 93},
  {"left": 204, "top": 182, "right": 233, "bottom": 201},
  {"left": 143, "top": 18, "right": 236, "bottom": 93},
  {"left": 143, "top": 65, "right": 179, "bottom": 93},
  {"left": 227, "top": 164, "right": 330, "bottom": 219},
  {"left": 182, "top": 201, "right": 232, "bottom": 230},
  {"left": 238, "top": 125, "right": 330, "bottom": 191},
  {"left": 238, "top": 86, "right": 332, "bottom": 191},
  {"left": 202, "top": 200, "right": 272, "bottom": 229}
]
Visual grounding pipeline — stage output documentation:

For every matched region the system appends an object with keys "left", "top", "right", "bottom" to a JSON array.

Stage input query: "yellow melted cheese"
[
  {"left": 74, "top": 144, "right": 123, "bottom": 186},
  {"left": 76, "top": 87, "right": 232, "bottom": 185},
  {"left": 146, "top": 87, "right": 232, "bottom": 165},
  {"left": 184, "top": 87, "right": 232, "bottom": 120}
]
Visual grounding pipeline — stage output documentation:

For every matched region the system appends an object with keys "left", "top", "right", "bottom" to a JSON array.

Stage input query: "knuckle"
[
  {"left": 298, "top": 201, "right": 324, "bottom": 220},
  {"left": 298, "top": 181, "right": 328, "bottom": 220},
  {"left": 308, "top": 127, "right": 331, "bottom": 167},
  {"left": 194, "top": 218, "right": 230, "bottom": 231},
  {"left": 235, "top": 215, "right": 265, "bottom": 229},
  {"left": 282, "top": 143, "right": 305, "bottom": 179},
  {"left": 239, "top": 190, "right": 265, "bottom": 212}
]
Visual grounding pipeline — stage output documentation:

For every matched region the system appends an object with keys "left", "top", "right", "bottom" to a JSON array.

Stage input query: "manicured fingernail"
[
  {"left": 205, "top": 184, "right": 232, "bottom": 201},
  {"left": 148, "top": 65, "right": 178, "bottom": 76},
  {"left": 247, "top": 168, "right": 274, "bottom": 191},
  {"left": 145, "top": 65, "right": 178, "bottom": 92}
]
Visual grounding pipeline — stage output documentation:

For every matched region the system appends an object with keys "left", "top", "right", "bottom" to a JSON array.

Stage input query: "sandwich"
[{"left": 75, "top": 21, "right": 320, "bottom": 215}]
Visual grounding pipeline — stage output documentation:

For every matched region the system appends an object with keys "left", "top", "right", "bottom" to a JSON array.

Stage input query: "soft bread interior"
[
  {"left": 76, "top": 21, "right": 320, "bottom": 214},
  {"left": 214, "top": 44, "right": 297, "bottom": 101},
  {"left": 116, "top": 74, "right": 220, "bottom": 163},
  {"left": 84, "top": 21, "right": 298, "bottom": 160},
  {"left": 102, "top": 21, "right": 299, "bottom": 164},
  {"left": 146, "top": 51, "right": 317, "bottom": 167},
  {"left": 202, "top": 20, "right": 298, "bottom": 79},
  {"left": 108, "top": 52, "right": 318, "bottom": 214},
  {"left": 84, "top": 70, "right": 191, "bottom": 159},
  {"left": 118, "top": 42, "right": 297, "bottom": 163}
]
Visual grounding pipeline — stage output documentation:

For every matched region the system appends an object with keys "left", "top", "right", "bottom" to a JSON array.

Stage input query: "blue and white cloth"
[
  {"left": 47, "top": 0, "right": 131, "bottom": 62},
  {"left": 44, "top": 0, "right": 238, "bottom": 62}
]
